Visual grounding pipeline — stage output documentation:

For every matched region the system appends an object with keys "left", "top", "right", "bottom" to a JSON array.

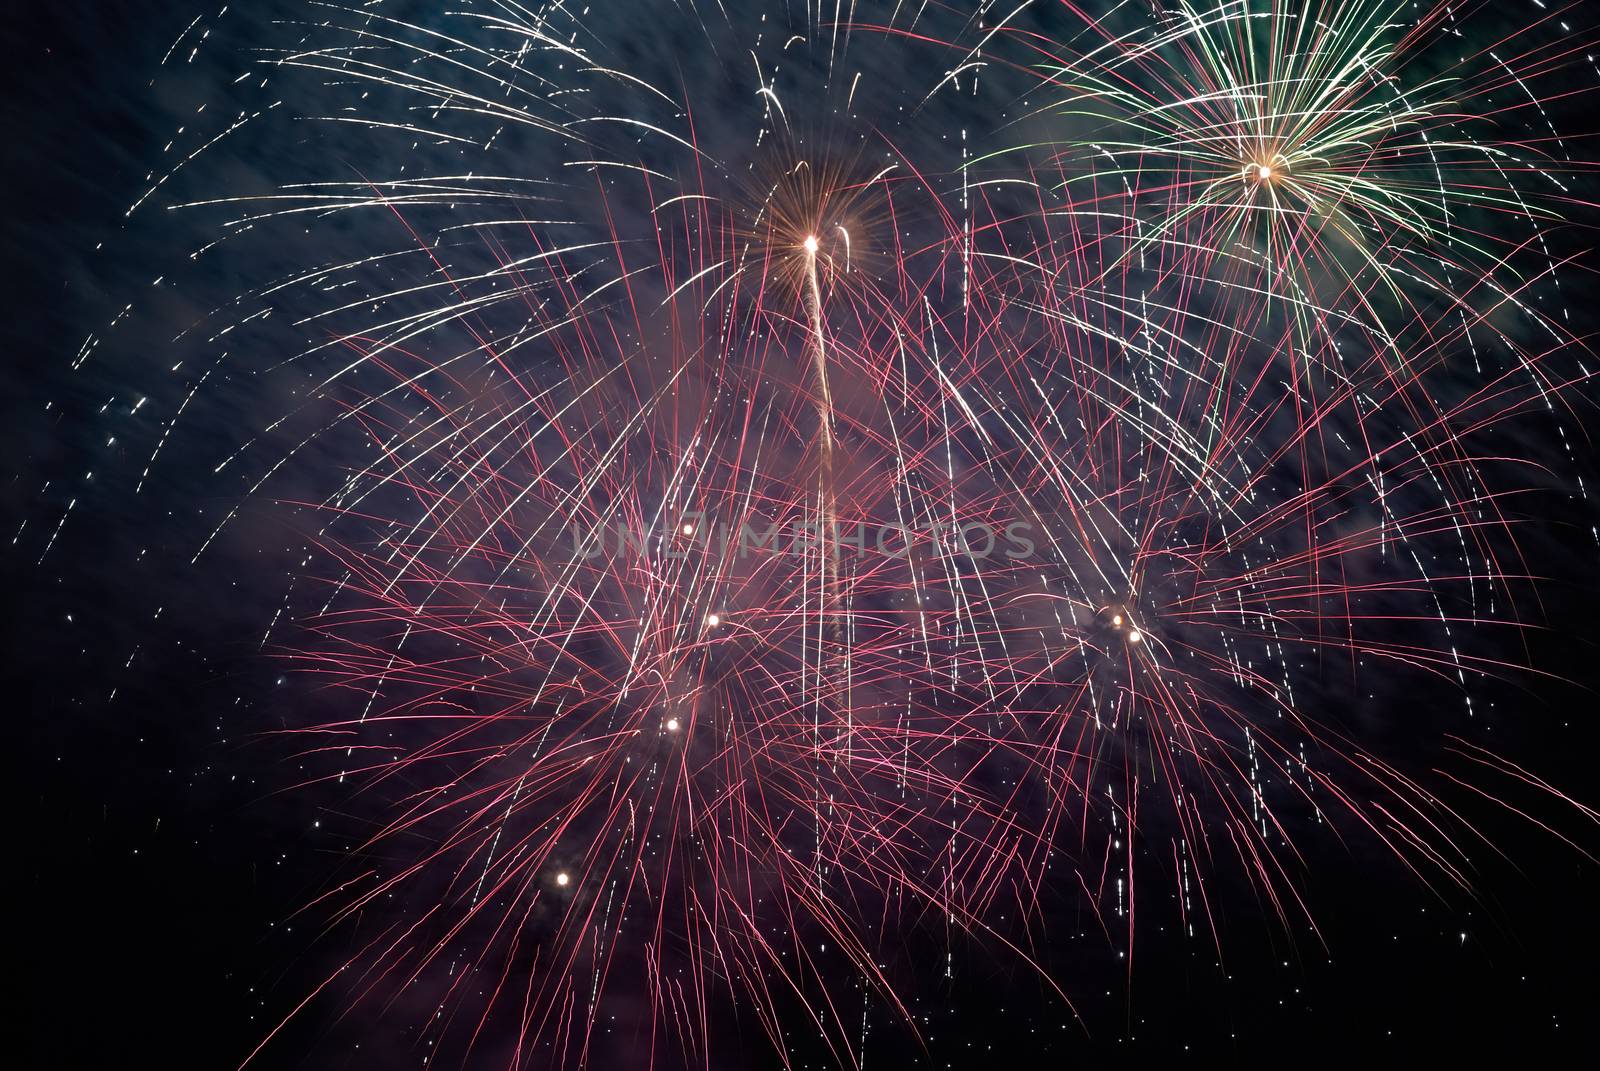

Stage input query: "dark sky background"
[{"left": 12, "top": 2, "right": 1600, "bottom": 1067}]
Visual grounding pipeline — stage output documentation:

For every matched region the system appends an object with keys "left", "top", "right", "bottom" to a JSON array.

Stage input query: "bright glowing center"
[
  {"left": 556, "top": 872, "right": 570, "bottom": 887},
  {"left": 666, "top": 717, "right": 680, "bottom": 732},
  {"left": 803, "top": 234, "right": 819, "bottom": 255},
  {"left": 705, "top": 613, "right": 721, "bottom": 628},
  {"left": 1257, "top": 164, "right": 1274, "bottom": 180}
]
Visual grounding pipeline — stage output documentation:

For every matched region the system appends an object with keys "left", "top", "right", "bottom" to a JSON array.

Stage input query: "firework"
[
  {"left": 40, "top": 0, "right": 1600, "bottom": 1067},
  {"left": 980, "top": 0, "right": 1593, "bottom": 457}
]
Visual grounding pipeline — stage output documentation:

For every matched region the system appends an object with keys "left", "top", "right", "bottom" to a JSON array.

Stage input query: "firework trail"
[
  {"left": 38, "top": 0, "right": 1600, "bottom": 1067},
  {"left": 801, "top": 229, "right": 841, "bottom": 655}
]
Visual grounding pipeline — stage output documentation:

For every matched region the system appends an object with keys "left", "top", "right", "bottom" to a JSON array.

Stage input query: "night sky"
[{"left": 14, "top": 2, "right": 1600, "bottom": 1068}]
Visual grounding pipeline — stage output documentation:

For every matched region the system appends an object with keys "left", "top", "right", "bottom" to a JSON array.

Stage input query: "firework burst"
[
  {"left": 38, "top": 0, "right": 1600, "bottom": 1067},
  {"left": 992, "top": 0, "right": 1591, "bottom": 429}
]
